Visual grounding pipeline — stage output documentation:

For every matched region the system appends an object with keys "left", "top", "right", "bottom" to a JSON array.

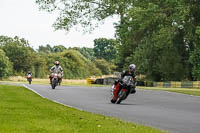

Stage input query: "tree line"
[
  {"left": 0, "top": 36, "right": 117, "bottom": 79},
  {"left": 35, "top": 0, "right": 200, "bottom": 81},
  {"left": 1, "top": 0, "right": 200, "bottom": 81}
]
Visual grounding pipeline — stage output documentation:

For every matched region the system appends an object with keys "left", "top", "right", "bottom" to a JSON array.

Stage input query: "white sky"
[{"left": 0, "top": 0, "right": 117, "bottom": 49}]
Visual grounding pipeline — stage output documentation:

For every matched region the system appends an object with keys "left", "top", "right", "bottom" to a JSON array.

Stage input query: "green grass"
[
  {"left": 139, "top": 86, "right": 200, "bottom": 96},
  {"left": 0, "top": 85, "right": 166, "bottom": 133}
]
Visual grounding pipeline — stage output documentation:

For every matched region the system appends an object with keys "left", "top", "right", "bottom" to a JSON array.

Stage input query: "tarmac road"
[{"left": 24, "top": 84, "right": 200, "bottom": 133}]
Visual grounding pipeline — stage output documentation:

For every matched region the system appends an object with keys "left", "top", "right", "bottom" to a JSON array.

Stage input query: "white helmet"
[
  {"left": 129, "top": 64, "right": 136, "bottom": 72},
  {"left": 55, "top": 61, "right": 60, "bottom": 65}
]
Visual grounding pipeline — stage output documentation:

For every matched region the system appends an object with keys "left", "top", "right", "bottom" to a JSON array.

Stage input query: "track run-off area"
[{"left": 24, "top": 84, "right": 200, "bottom": 133}]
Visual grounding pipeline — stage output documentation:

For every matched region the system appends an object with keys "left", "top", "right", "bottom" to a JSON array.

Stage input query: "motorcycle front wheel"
[
  {"left": 116, "top": 91, "right": 127, "bottom": 104},
  {"left": 52, "top": 83, "right": 56, "bottom": 89},
  {"left": 110, "top": 85, "right": 117, "bottom": 103},
  {"left": 27, "top": 78, "right": 32, "bottom": 84},
  {"left": 51, "top": 80, "right": 57, "bottom": 89}
]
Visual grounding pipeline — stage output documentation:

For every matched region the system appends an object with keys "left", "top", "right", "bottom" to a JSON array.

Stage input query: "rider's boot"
[{"left": 130, "top": 87, "right": 136, "bottom": 94}]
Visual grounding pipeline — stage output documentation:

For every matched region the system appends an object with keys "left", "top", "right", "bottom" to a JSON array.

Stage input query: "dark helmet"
[
  {"left": 129, "top": 64, "right": 136, "bottom": 72},
  {"left": 55, "top": 61, "right": 60, "bottom": 65}
]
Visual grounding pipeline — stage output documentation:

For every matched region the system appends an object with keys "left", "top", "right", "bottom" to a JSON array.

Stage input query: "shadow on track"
[{"left": 108, "top": 102, "right": 141, "bottom": 106}]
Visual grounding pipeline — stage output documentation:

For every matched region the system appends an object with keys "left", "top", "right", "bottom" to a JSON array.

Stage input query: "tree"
[
  {"left": 71, "top": 47, "right": 95, "bottom": 61},
  {"left": 53, "top": 45, "right": 66, "bottom": 53},
  {"left": 35, "top": 0, "right": 130, "bottom": 31},
  {"left": 94, "top": 59, "right": 115, "bottom": 75},
  {"left": 0, "top": 36, "right": 13, "bottom": 46},
  {"left": 115, "top": 0, "right": 199, "bottom": 81},
  {"left": 32, "top": 54, "right": 48, "bottom": 78},
  {"left": 36, "top": 0, "right": 200, "bottom": 81},
  {"left": 38, "top": 44, "right": 53, "bottom": 53},
  {"left": 43, "top": 49, "right": 102, "bottom": 79},
  {"left": 189, "top": 48, "right": 200, "bottom": 80},
  {"left": 93, "top": 38, "right": 118, "bottom": 62},
  {"left": 0, "top": 49, "right": 13, "bottom": 78},
  {"left": 1, "top": 36, "right": 35, "bottom": 74},
  {"left": 38, "top": 44, "right": 66, "bottom": 53}
]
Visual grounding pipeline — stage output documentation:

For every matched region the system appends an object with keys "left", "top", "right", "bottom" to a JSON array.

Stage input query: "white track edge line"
[{"left": 22, "top": 84, "right": 83, "bottom": 111}]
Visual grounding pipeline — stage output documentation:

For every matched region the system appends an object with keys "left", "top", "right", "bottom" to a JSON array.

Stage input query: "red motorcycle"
[
  {"left": 50, "top": 72, "right": 62, "bottom": 89},
  {"left": 27, "top": 74, "right": 32, "bottom": 84},
  {"left": 110, "top": 76, "right": 135, "bottom": 104}
]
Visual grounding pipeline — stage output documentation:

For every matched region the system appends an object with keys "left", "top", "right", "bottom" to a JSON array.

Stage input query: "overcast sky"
[{"left": 0, "top": 0, "right": 117, "bottom": 49}]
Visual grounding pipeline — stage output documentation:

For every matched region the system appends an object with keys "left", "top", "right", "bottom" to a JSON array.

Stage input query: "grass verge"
[
  {"left": 2, "top": 76, "right": 87, "bottom": 85},
  {"left": 138, "top": 86, "right": 200, "bottom": 96},
  {"left": 0, "top": 85, "right": 166, "bottom": 133},
  {"left": 1, "top": 77, "right": 86, "bottom": 85}
]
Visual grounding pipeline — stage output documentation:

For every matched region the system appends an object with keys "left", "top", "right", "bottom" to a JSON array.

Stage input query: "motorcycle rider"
[
  {"left": 115, "top": 64, "right": 137, "bottom": 94},
  {"left": 49, "top": 61, "right": 63, "bottom": 85},
  {"left": 26, "top": 71, "right": 32, "bottom": 76},
  {"left": 26, "top": 71, "right": 32, "bottom": 82}
]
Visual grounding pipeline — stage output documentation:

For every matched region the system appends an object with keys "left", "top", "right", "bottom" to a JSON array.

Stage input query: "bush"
[
  {"left": 94, "top": 59, "right": 113, "bottom": 75},
  {"left": 45, "top": 50, "right": 102, "bottom": 79},
  {"left": 0, "top": 49, "right": 13, "bottom": 78}
]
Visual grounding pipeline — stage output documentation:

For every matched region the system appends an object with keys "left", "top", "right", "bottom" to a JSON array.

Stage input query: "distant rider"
[
  {"left": 27, "top": 71, "right": 32, "bottom": 77},
  {"left": 49, "top": 61, "right": 63, "bottom": 84},
  {"left": 115, "top": 64, "right": 137, "bottom": 94},
  {"left": 26, "top": 71, "right": 32, "bottom": 82}
]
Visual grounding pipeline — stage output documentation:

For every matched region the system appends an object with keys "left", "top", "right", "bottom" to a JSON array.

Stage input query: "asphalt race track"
[{"left": 24, "top": 84, "right": 200, "bottom": 133}]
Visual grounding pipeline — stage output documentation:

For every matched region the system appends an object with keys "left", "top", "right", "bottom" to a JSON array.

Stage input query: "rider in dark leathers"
[{"left": 116, "top": 64, "right": 136, "bottom": 94}]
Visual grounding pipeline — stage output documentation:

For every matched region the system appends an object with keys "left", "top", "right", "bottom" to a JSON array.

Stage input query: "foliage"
[
  {"left": 71, "top": 47, "right": 95, "bottom": 61},
  {"left": 32, "top": 53, "right": 48, "bottom": 78},
  {"left": 115, "top": 0, "right": 200, "bottom": 81},
  {"left": 0, "top": 36, "right": 35, "bottom": 75},
  {"left": 11, "top": 0, "right": 200, "bottom": 80},
  {"left": 36, "top": 0, "right": 197, "bottom": 81},
  {"left": 44, "top": 49, "right": 102, "bottom": 79},
  {"left": 0, "top": 36, "right": 13, "bottom": 46},
  {"left": 0, "top": 49, "right": 13, "bottom": 78},
  {"left": 0, "top": 35, "right": 116, "bottom": 79},
  {"left": 62, "top": 50, "right": 90, "bottom": 79},
  {"left": 94, "top": 59, "right": 115, "bottom": 75},
  {"left": 38, "top": 44, "right": 67, "bottom": 53},
  {"left": 189, "top": 48, "right": 200, "bottom": 80},
  {"left": 93, "top": 38, "right": 118, "bottom": 62},
  {"left": 53, "top": 45, "right": 67, "bottom": 52},
  {"left": 131, "top": 26, "right": 186, "bottom": 81},
  {"left": 38, "top": 44, "right": 53, "bottom": 53},
  {"left": 35, "top": 0, "right": 129, "bottom": 31}
]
